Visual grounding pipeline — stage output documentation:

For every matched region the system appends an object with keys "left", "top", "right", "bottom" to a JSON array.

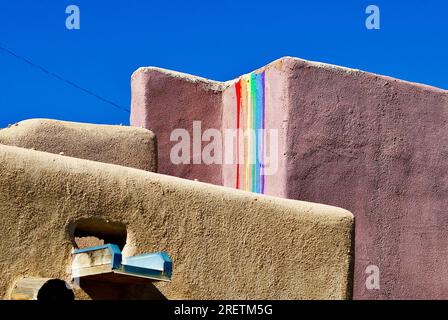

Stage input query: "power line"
[{"left": 0, "top": 44, "right": 130, "bottom": 114}]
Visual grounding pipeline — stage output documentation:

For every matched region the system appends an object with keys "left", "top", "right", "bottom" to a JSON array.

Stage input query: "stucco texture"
[
  {"left": 0, "top": 144, "right": 354, "bottom": 300},
  {"left": 130, "top": 56, "right": 448, "bottom": 299},
  {"left": 0, "top": 118, "right": 157, "bottom": 172},
  {"left": 131, "top": 68, "right": 224, "bottom": 184}
]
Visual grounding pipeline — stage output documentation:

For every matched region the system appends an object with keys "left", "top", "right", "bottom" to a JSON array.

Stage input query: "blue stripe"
[{"left": 254, "top": 73, "right": 263, "bottom": 193}]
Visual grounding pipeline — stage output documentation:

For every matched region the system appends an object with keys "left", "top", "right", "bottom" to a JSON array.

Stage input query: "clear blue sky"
[{"left": 1, "top": 0, "right": 447, "bottom": 128}]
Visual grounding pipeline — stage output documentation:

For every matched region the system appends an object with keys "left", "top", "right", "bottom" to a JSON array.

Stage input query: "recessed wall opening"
[
  {"left": 10, "top": 278, "right": 75, "bottom": 301},
  {"left": 71, "top": 218, "right": 127, "bottom": 250}
]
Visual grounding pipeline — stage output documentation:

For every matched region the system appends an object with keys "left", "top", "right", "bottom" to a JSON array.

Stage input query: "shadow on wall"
[
  {"left": 37, "top": 279, "right": 75, "bottom": 301},
  {"left": 68, "top": 218, "right": 167, "bottom": 300},
  {"left": 80, "top": 280, "right": 167, "bottom": 300}
]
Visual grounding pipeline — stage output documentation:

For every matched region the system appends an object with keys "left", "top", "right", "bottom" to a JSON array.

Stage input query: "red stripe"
[{"left": 235, "top": 79, "right": 242, "bottom": 189}]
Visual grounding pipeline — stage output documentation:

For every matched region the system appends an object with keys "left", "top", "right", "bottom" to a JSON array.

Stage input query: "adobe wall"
[
  {"left": 282, "top": 58, "right": 448, "bottom": 299},
  {"left": 0, "top": 119, "right": 157, "bottom": 172},
  {"left": 0, "top": 144, "right": 354, "bottom": 299},
  {"left": 130, "top": 56, "right": 448, "bottom": 299},
  {"left": 131, "top": 68, "right": 224, "bottom": 183}
]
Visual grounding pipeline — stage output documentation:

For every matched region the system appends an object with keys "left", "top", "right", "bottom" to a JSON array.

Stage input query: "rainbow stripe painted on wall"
[{"left": 235, "top": 71, "right": 266, "bottom": 194}]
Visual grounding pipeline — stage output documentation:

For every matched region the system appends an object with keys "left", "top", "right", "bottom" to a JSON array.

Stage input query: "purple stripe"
[{"left": 261, "top": 71, "right": 266, "bottom": 194}]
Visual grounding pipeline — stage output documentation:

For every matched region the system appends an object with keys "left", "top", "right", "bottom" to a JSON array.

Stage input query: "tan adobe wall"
[
  {"left": 0, "top": 119, "right": 157, "bottom": 172},
  {"left": 0, "top": 144, "right": 353, "bottom": 299}
]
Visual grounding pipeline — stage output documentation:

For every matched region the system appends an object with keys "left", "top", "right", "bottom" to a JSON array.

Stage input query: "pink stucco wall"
[
  {"left": 131, "top": 67, "right": 224, "bottom": 185},
  {"left": 130, "top": 57, "right": 448, "bottom": 299},
  {"left": 221, "top": 62, "right": 289, "bottom": 198}
]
